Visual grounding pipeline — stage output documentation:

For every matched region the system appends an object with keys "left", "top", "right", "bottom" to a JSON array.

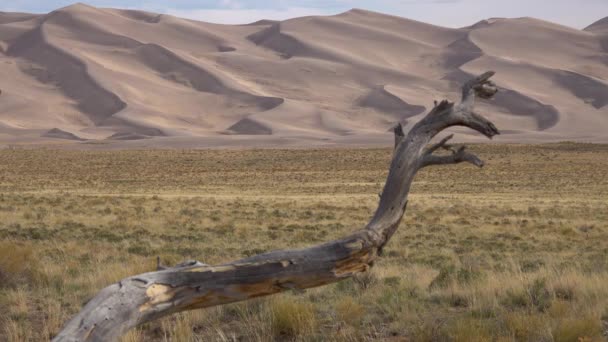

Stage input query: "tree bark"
[{"left": 53, "top": 71, "right": 500, "bottom": 342}]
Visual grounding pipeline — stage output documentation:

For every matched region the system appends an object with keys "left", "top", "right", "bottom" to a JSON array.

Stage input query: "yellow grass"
[{"left": 1, "top": 143, "right": 607, "bottom": 341}]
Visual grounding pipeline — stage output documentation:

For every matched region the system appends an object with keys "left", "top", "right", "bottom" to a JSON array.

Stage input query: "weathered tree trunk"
[{"left": 53, "top": 71, "right": 499, "bottom": 341}]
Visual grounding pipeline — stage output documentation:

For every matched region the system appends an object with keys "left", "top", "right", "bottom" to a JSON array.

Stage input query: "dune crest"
[
  {"left": 585, "top": 17, "right": 608, "bottom": 53},
  {"left": 1, "top": 5, "right": 607, "bottom": 147},
  {"left": 358, "top": 85, "right": 426, "bottom": 119},
  {"left": 42, "top": 128, "right": 85, "bottom": 141}
]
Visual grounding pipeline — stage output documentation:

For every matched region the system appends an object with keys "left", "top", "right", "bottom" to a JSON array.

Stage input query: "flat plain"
[{"left": 1, "top": 143, "right": 608, "bottom": 341}]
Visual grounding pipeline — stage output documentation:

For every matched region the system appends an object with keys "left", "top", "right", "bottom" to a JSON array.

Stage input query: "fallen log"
[{"left": 53, "top": 71, "right": 499, "bottom": 341}]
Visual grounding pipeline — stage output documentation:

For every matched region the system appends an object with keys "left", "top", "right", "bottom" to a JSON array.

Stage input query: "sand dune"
[
  {"left": 7, "top": 22, "right": 127, "bottom": 125},
  {"left": 586, "top": 17, "right": 608, "bottom": 53},
  {"left": 0, "top": 12, "right": 39, "bottom": 25},
  {"left": 225, "top": 118, "right": 272, "bottom": 135},
  {"left": 42, "top": 128, "right": 85, "bottom": 141},
  {"left": 586, "top": 17, "right": 608, "bottom": 34},
  {"left": 357, "top": 85, "right": 426, "bottom": 120},
  {"left": 0, "top": 3, "right": 607, "bottom": 148}
]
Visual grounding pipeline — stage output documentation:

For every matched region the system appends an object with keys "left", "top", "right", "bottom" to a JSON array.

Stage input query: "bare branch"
[
  {"left": 423, "top": 145, "right": 484, "bottom": 168},
  {"left": 462, "top": 111, "right": 500, "bottom": 139},
  {"left": 461, "top": 71, "right": 497, "bottom": 103},
  {"left": 393, "top": 123, "right": 405, "bottom": 149},
  {"left": 428, "top": 99, "right": 455, "bottom": 118},
  {"left": 426, "top": 134, "right": 454, "bottom": 154}
]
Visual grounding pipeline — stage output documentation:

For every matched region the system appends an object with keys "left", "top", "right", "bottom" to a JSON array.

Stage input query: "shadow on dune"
[
  {"left": 224, "top": 117, "right": 272, "bottom": 135},
  {"left": 553, "top": 71, "right": 608, "bottom": 109},
  {"left": 8, "top": 25, "right": 126, "bottom": 125},
  {"left": 444, "top": 70, "right": 559, "bottom": 130},
  {"left": 42, "top": 128, "right": 85, "bottom": 141},
  {"left": 358, "top": 85, "right": 426, "bottom": 119}
]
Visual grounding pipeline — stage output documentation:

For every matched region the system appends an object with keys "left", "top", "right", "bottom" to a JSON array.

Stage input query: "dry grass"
[{"left": 1, "top": 143, "right": 608, "bottom": 341}]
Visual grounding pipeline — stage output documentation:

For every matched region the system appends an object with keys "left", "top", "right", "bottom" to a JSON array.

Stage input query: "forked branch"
[
  {"left": 422, "top": 135, "right": 484, "bottom": 168},
  {"left": 53, "top": 71, "right": 500, "bottom": 342}
]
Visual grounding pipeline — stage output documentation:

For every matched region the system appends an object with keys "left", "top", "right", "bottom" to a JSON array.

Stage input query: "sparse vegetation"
[{"left": 1, "top": 143, "right": 608, "bottom": 340}]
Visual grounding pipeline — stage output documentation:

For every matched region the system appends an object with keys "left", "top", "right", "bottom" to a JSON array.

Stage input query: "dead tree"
[{"left": 53, "top": 71, "right": 499, "bottom": 341}]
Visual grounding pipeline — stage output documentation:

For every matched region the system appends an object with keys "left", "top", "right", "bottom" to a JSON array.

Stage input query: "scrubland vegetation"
[{"left": 1, "top": 143, "right": 607, "bottom": 341}]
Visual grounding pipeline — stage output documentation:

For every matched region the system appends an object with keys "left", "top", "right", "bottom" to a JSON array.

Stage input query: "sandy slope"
[{"left": 0, "top": 4, "right": 607, "bottom": 148}]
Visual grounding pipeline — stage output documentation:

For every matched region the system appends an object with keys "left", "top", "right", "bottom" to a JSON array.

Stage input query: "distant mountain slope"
[{"left": 1, "top": 4, "right": 607, "bottom": 147}]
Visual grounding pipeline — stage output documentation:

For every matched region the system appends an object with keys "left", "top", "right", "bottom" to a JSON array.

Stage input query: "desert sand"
[{"left": 0, "top": 3, "right": 607, "bottom": 148}]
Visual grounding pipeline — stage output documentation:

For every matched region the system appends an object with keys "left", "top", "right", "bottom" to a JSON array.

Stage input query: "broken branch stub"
[{"left": 53, "top": 71, "right": 500, "bottom": 342}]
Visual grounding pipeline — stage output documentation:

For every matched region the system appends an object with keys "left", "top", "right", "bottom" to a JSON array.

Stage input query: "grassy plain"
[{"left": 1, "top": 143, "right": 608, "bottom": 341}]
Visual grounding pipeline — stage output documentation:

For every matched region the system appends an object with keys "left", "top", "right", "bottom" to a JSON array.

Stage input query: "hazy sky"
[{"left": 2, "top": 0, "right": 607, "bottom": 29}]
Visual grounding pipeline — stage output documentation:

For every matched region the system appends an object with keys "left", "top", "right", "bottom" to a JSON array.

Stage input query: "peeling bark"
[{"left": 53, "top": 71, "right": 500, "bottom": 342}]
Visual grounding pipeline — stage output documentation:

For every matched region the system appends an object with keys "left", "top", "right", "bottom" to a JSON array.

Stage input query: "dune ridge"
[
  {"left": 6, "top": 12, "right": 127, "bottom": 126},
  {"left": 586, "top": 17, "right": 608, "bottom": 53},
  {"left": 0, "top": 4, "right": 607, "bottom": 147}
]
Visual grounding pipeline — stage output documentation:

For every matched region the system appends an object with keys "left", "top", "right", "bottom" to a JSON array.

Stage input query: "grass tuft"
[{"left": 269, "top": 295, "right": 317, "bottom": 338}]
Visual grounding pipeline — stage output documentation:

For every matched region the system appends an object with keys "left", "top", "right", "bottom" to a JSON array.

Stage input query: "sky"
[{"left": 1, "top": 0, "right": 607, "bottom": 29}]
